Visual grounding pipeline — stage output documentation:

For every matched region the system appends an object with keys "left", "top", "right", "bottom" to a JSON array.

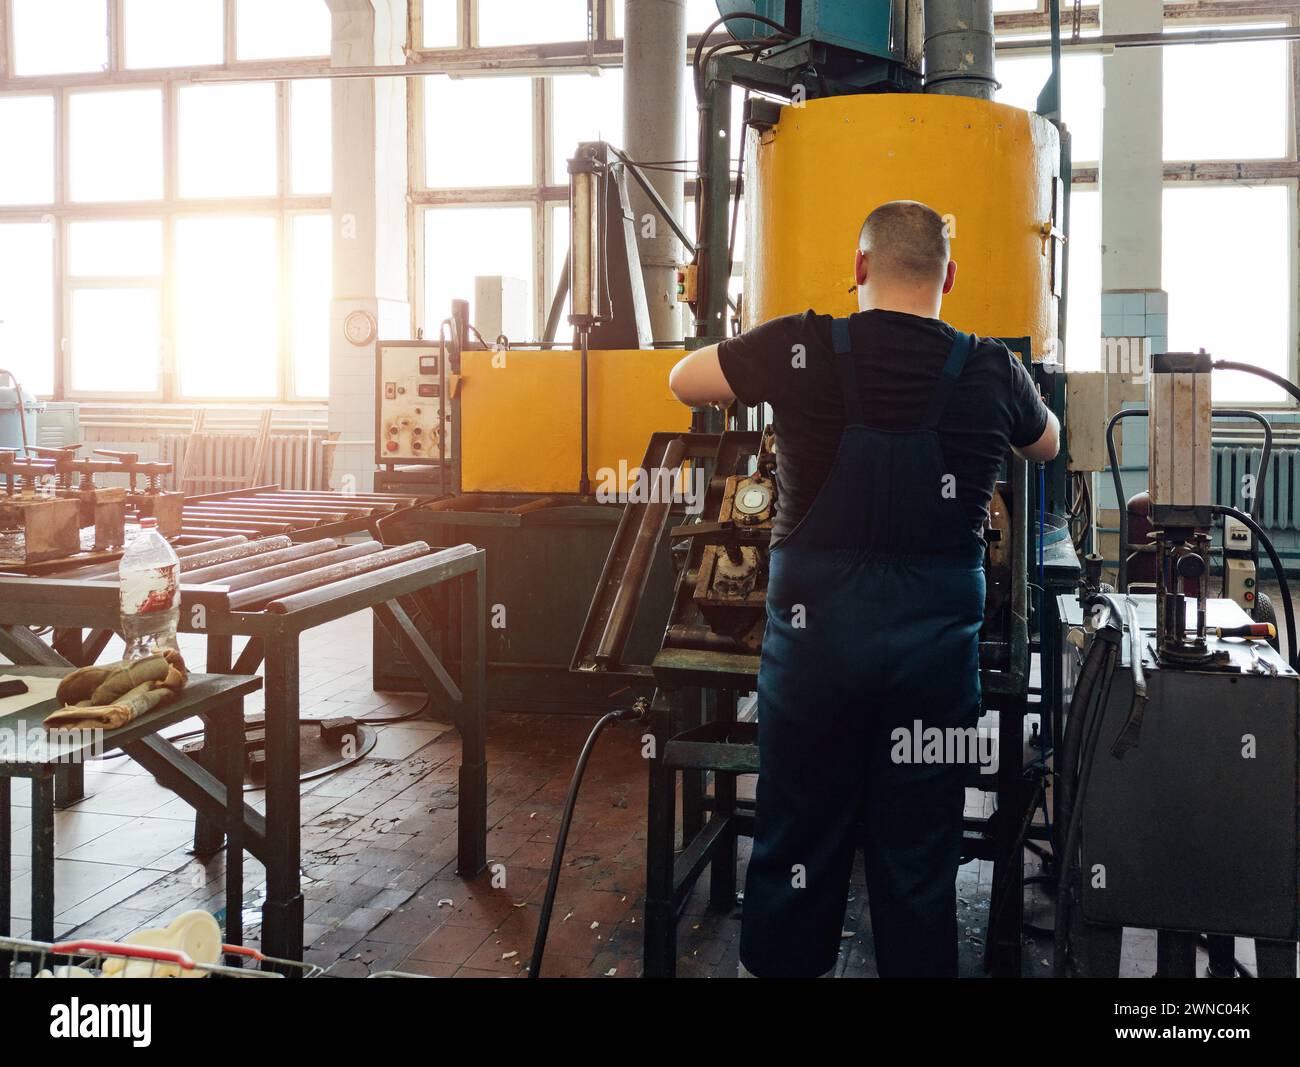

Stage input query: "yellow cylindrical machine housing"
[{"left": 744, "top": 93, "right": 1062, "bottom": 362}]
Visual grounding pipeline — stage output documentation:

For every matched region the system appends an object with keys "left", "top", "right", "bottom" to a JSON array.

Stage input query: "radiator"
[
  {"left": 159, "top": 432, "right": 334, "bottom": 495},
  {"left": 1212, "top": 445, "right": 1300, "bottom": 532}
]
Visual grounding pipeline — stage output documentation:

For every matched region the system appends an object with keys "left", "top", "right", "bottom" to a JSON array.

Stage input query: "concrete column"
[
  {"left": 1099, "top": 0, "right": 1166, "bottom": 353},
  {"left": 327, "top": 0, "right": 410, "bottom": 493},
  {"left": 1097, "top": 0, "right": 1165, "bottom": 543},
  {"left": 622, "top": 0, "right": 687, "bottom": 343}
]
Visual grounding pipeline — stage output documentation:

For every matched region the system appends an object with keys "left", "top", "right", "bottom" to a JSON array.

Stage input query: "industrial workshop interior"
[{"left": 0, "top": 0, "right": 1298, "bottom": 1030}]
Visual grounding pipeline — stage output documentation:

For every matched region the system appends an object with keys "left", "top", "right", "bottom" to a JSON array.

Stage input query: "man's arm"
[
  {"left": 1014, "top": 408, "right": 1060, "bottom": 463},
  {"left": 668, "top": 344, "right": 736, "bottom": 407}
]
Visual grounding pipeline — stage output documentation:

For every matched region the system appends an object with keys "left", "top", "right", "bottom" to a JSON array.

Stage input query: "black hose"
[
  {"left": 528, "top": 701, "right": 648, "bottom": 978},
  {"left": 1210, "top": 504, "right": 1296, "bottom": 670},
  {"left": 1213, "top": 360, "right": 1300, "bottom": 407},
  {"left": 1054, "top": 622, "right": 1120, "bottom": 976}
]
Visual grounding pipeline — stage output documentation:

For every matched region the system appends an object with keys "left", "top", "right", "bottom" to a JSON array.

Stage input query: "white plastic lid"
[{"left": 140, "top": 517, "right": 158, "bottom": 529}]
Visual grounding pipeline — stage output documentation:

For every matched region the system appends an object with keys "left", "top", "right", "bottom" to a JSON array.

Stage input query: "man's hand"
[{"left": 669, "top": 344, "right": 737, "bottom": 407}]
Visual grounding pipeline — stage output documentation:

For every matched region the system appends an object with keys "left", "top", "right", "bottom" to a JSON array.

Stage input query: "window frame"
[{"left": 0, "top": 1, "right": 332, "bottom": 402}]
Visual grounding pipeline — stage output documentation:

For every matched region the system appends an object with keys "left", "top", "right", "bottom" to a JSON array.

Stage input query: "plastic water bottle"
[{"left": 118, "top": 517, "right": 181, "bottom": 662}]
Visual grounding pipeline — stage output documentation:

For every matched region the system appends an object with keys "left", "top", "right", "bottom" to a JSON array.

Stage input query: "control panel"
[{"left": 375, "top": 341, "right": 452, "bottom": 466}]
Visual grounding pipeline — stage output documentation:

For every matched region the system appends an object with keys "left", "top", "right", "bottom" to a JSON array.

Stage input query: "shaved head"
[{"left": 858, "top": 201, "right": 951, "bottom": 287}]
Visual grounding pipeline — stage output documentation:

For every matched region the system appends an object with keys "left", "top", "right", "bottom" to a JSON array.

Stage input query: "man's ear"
[
  {"left": 942, "top": 260, "right": 957, "bottom": 296},
  {"left": 855, "top": 249, "right": 870, "bottom": 288}
]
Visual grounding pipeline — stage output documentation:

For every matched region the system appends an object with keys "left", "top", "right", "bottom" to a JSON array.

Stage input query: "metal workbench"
[
  {"left": 0, "top": 539, "right": 487, "bottom": 966},
  {"left": 0, "top": 668, "right": 261, "bottom": 947}
]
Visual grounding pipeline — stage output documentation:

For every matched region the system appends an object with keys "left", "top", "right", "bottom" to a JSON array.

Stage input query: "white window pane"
[
  {"left": 424, "top": 0, "right": 459, "bottom": 47},
  {"left": 69, "top": 89, "right": 164, "bottom": 202},
  {"left": 69, "top": 287, "right": 161, "bottom": 393},
  {"left": 1063, "top": 188, "right": 1100, "bottom": 371},
  {"left": 124, "top": 0, "right": 223, "bottom": 69},
  {"left": 0, "top": 96, "right": 55, "bottom": 205},
  {"left": 179, "top": 83, "right": 278, "bottom": 198},
  {"left": 291, "top": 214, "right": 331, "bottom": 397},
  {"left": 424, "top": 207, "right": 533, "bottom": 333},
  {"left": 1164, "top": 34, "right": 1288, "bottom": 161},
  {"left": 551, "top": 70, "right": 623, "bottom": 182},
  {"left": 291, "top": 80, "right": 332, "bottom": 195},
  {"left": 235, "top": 0, "right": 331, "bottom": 60},
  {"left": 1163, "top": 185, "right": 1292, "bottom": 404},
  {"left": 424, "top": 77, "right": 533, "bottom": 188},
  {"left": 68, "top": 220, "right": 163, "bottom": 277},
  {"left": 549, "top": 204, "right": 570, "bottom": 324},
  {"left": 12, "top": 0, "right": 107, "bottom": 76},
  {"left": 175, "top": 217, "right": 279, "bottom": 397},
  {"left": 0, "top": 222, "right": 55, "bottom": 396},
  {"left": 995, "top": 53, "right": 1102, "bottom": 163},
  {"left": 478, "top": 0, "right": 587, "bottom": 47}
]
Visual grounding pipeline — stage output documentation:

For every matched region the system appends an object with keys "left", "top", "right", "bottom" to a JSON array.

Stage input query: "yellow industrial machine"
[{"left": 745, "top": 93, "right": 1062, "bottom": 359}]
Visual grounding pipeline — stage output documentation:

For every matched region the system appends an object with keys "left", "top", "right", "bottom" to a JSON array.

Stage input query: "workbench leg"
[
  {"left": 1155, "top": 930, "right": 1198, "bottom": 978},
  {"left": 708, "top": 689, "right": 738, "bottom": 912},
  {"left": 644, "top": 691, "right": 678, "bottom": 978},
  {"left": 207, "top": 696, "right": 246, "bottom": 962},
  {"left": 456, "top": 564, "right": 487, "bottom": 876},
  {"left": 1253, "top": 938, "right": 1298, "bottom": 978},
  {"left": 1073, "top": 920, "right": 1122, "bottom": 978},
  {"left": 0, "top": 777, "right": 10, "bottom": 938},
  {"left": 681, "top": 689, "right": 706, "bottom": 845},
  {"left": 987, "top": 697, "right": 1027, "bottom": 977},
  {"left": 261, "top": 632, "right": 303, "bottom": 970},
  {"left": 31, "top": 772, "right": 56, "bottom": 943},
  {"left": 53, "top": 763, "right": 84, "bottom": 808},
  {"left": 194, "top": 634, "right": 233, "bottom": 854}
]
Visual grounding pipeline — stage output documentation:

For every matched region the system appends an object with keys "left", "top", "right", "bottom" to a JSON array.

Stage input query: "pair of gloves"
[{"left": 44, "top": 649, "right": 188, "bottom": 731}]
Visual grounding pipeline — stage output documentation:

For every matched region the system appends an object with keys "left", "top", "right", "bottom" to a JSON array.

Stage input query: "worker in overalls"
[{"left": 669, "top": 201, "right": 1059, "bottom": 977}]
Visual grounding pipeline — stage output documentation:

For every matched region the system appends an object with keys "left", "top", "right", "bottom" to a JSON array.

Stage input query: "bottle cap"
[{"left": 140, "top": 517, "right": 158, "bottom": 529}]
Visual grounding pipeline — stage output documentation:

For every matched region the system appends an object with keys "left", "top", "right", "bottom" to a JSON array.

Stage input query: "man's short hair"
[{"left": 857, "top": 201, "right": 950, "bottom": 284}]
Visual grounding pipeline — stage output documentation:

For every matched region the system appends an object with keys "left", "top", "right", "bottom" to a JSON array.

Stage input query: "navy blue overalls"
[{"left": 739, "top": 317, "right": 986, "bottom": 979}]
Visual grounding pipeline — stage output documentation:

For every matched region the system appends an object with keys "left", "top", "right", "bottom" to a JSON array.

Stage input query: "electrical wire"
[
  {"left": 528, "top": 699, "right": 648, "bottom": 978},
  {"left": 1210, "top": 504, "right": 1297, "bottom": 670}
]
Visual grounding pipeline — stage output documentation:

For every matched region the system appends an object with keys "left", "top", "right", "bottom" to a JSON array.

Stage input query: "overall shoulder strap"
[
  {"left": 829, "top": 317, "right": 865, "bottom": 426},
  {"left": 921, "top": 330, "right": 976, "bottom": 430}
]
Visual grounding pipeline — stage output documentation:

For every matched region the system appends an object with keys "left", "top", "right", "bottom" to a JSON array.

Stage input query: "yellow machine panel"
[
  {"left": 745, "top": 93, "right": 1062, "bottom": 362},
  {"left": 458, "top": 348, "right": 692, "bottom": 494}
]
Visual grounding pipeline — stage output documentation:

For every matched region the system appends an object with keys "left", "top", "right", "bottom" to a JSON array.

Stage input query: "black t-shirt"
[{"left": 717, "top": 309, "right": 1050, "bottom": 544}]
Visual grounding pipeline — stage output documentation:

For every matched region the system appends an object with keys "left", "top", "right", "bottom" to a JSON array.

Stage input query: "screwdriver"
[{"left": 1212, "top": 622, "right": 1277, "bottom": 640}]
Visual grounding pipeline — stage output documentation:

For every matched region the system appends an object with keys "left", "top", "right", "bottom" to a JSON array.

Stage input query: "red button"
[{"left": 386, "top": 441, "right": 398, "bottom": 452}]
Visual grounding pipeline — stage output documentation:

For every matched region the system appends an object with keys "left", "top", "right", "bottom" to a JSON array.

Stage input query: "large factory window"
[
  {"left": 178, "top": 83, "right": 279, "bottom": 199},
  {"left": 1164, "top": 182, "right": 1293, "bottom": 404},
  {"left": 0, "top": 222, "right": 55, "bottom": 396},
  {"left": 9, "top": 0, "right": 108, "bottom": 77},
  {"left": 234, "top": 0, "right": 332, "bottom": 60},
  {"left": 1064, "top": 187, "right": 1100, "bottom": 371},
  {"left": 291, "top": 214, "right": 332, "bottom": 399},
  {"left": 123, "top": 0, "right": 225, "bottom": 70},
  {"left": 1164, "top": 29, "right": 1289, "bottom": 162},
  {"left": 424, "top": 206, "right": 534, "bottom": 333},
  {"left": 424, "top": 76, "right": 535, "bottom": 188},
  {"left": 174, "top": 216, "right": 281, "bottom": 398},
  {"left": 0, "top": 94, "right": 55, "bottom": 205},
  {"left": 423, "top": 0, "right": 460, "bottom": 48},
  {"left": 478, "top": 0, "right": 589, "bottom": 47},
  {"left": 68, "top": 88, "right": 165, "bottom": 203},
  {"left": 995, "top": 52, "right": 1103, "bottom": 164},
  {"left": 65, "top": 219, "right": 163, "bottom": 395},
  {"left": 551, "top": 70, "right": 625, "bottom": 183},
  {"left": 291, "top": 80, "right": 333, "bottom": 196}
]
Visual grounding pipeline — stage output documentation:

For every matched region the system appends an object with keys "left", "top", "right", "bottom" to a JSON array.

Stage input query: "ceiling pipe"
[{"left": 924, "top": 0, "right": 997, "bottom": 99}]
